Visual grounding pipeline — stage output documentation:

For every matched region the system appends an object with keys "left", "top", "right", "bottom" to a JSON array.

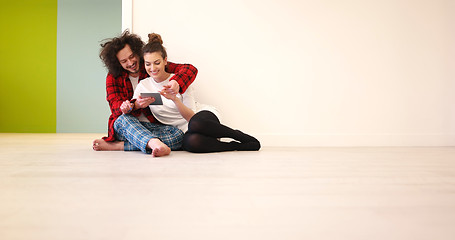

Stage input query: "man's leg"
[
  {"left": 114, "top": 114, "right": 173, "bottom": 155},
  {"left": 115, "top": 126, "right": 184, "bottom": 151},
  {"left": 113, "top": 129, "right": 140, "bottom": 152},
  {"left": 141, "top": 122, "right": 184, "bottom": 150},
  {"left": 92, "top": 139, "right": 124, "bottom": 151}
]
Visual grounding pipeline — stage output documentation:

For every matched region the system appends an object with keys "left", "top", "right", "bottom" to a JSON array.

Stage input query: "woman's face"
[{"left": 144, "top": 52, "right": 167, "bottom": 82}]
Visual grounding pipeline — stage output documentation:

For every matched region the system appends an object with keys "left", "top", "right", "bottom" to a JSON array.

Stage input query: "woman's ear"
[{"left": 164, "top": 57, "right": 168, "bottom": 65}]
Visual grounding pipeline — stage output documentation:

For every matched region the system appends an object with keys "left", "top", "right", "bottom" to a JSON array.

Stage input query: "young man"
[{"left": 92, "top": 30, "right": 197, "bottom": 157}]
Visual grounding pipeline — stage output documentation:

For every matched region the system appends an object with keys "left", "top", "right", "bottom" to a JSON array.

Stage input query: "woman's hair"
[
  {"left": 143, "top": 33, "right": 167, "bottom": 59},
  {"left": 99, "top": 30, "right": 144, "bottom": 78}
]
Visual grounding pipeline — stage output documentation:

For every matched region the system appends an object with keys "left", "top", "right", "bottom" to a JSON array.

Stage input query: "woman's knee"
[
  {"left": 192, "top": 110, "right": 218, "bottom": 122},
  {"left": 188, "top": 111, "right": 217, "bottom": 133},
  {"left": 183, "top": 133, "right": 205, "bottom": 153}
]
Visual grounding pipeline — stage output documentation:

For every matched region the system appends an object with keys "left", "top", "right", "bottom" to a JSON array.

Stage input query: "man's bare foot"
[
  {"left": 92, "top": 139, "right": 124, "bottom": 151},
  {"left": 147, "top": 138, "right": 171, "bottom": 157}
]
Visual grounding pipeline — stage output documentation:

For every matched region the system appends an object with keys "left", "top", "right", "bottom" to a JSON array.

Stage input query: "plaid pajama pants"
[{"left": 114, "top": 114, "right": 184, "bottom": 154}]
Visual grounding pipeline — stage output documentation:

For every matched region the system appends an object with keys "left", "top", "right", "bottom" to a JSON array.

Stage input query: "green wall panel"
[
  {"left": 56, "top": 0, "right": 121, "bottom": 133},
  {"left": 0, "top": 0, "right": 57, "bottom": 132}
]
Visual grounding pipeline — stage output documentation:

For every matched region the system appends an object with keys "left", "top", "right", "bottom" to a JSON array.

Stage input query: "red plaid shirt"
[{"left": 102, "top": 62, "right": 198, "bottom": 142}]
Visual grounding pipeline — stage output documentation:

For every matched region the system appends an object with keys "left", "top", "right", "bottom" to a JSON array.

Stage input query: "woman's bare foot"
[
  {"left": 147, "top": 138, "right": 171, "bottom": 157},
  {"left": 92, "top": 139, "right": 124, "bottom": 151}
]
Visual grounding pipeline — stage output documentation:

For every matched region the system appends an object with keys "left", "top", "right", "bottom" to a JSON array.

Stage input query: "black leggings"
[{"left": 182, "top": 111, "right": 260, "bottom": 153}]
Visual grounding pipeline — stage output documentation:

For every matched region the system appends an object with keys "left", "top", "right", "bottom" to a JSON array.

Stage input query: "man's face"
[{"left": 116, "top": 44, "right": 140, "bottom": 76}]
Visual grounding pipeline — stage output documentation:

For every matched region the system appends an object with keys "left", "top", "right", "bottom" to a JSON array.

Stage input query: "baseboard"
[{"left": 255, "top": 134, "right": 455, "bottom": 147}]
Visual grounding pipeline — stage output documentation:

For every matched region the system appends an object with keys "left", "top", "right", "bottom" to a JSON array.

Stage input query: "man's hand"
[{"left": 120, "top": 100, "right": 134, "bottom": 114}]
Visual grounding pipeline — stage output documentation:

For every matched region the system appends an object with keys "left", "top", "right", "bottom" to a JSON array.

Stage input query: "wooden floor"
[{"left": 1, "top": 133, "right": 455, "bottom": 240}]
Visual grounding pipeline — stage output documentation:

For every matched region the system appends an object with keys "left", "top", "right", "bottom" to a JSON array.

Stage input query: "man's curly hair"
[{"left": 99, "top": 30, "right": 144, "bottom": 78}]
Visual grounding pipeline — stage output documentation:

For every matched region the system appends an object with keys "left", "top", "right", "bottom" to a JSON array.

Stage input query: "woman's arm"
[
  {"left": 160, "top": 90, "right": 195, "bottom": 122},
  {"left": 172, "top": 97, "right": 195, "bottom": 122}
]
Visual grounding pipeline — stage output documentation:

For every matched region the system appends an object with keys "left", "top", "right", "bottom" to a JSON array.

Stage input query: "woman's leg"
[
  {"left": 183, "top": 111, "right": 261, "bottom": 153},
  {"left": 188, "top": 111, "right": 260, "bottom": 143},
  {"left": 183, "top": 133, "right": 260, "bottom": 153}
]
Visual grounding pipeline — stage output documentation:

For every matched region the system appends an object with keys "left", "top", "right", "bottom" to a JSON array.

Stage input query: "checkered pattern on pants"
[{"left": 114, "top": 114, "right": 184, "bottom": 153}]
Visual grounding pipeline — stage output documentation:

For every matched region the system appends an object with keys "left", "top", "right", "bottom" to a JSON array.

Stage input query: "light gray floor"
[{"left": 1, "top": 133, "right": 455, "bottom": 240}]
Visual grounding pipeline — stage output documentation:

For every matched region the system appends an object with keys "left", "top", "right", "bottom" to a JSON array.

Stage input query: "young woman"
[{"left": 123, "top": 33, "right": 260, "bottom": 153}]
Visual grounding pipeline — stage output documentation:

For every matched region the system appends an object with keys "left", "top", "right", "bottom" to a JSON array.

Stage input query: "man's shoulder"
[{"left": 106, "top": 71, "right": 128, "bottom": 81}]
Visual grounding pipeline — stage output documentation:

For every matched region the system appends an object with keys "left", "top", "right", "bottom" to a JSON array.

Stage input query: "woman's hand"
[
  {"left": 135, "top": 96, "right": 155, "bottom": 108},
  {"left": 162, "top": 80, "right": 179, "bottom": 96},
  {"left": 120, "top": 100, "right": 134, "bottom": 114},
  {"left": 160, "top": 89, "right": 178, "bottom": 101}
]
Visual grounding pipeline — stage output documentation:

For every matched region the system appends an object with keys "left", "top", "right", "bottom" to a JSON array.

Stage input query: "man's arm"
[
  {"left": 106, "top": 73, "right": 130, "bottom": 117},
  {"left": 166, "top": 62, "right": 198, "bottom": 94}
]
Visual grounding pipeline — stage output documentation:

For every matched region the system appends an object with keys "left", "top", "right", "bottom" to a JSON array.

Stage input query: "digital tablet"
[{"left": 140, "top": 92, "right": 163, "bottom": 105}]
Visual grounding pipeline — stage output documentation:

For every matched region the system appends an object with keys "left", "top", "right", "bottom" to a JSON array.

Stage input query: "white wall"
[{"left": 132, "top": 0, "right": 455, "bottom": 146}]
